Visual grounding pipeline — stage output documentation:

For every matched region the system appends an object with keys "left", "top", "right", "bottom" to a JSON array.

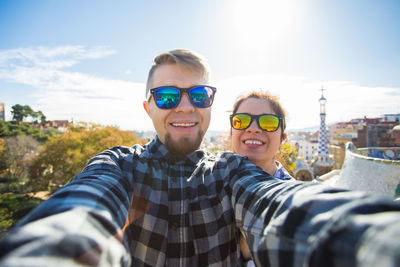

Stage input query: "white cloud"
[
  {"left": 0, "top": 46, "right": 152, "bottom": 131},
  {"left": 0, "top": 46, "right": 115, "bottom": 71},
  {"left": 1, "top": 46, "right": 399, "bottom": 133},
  {"left": 211, "top": 74, "right": 400, "bottom": 131}
]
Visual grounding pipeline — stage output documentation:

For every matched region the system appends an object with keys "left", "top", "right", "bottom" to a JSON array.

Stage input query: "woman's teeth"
[{"left": 244, "top": 140, "right": 263, "bottom": 145}]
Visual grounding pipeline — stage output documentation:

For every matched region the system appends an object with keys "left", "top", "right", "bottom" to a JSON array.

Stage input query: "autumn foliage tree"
[
  {"left": 28, "top": 122, "right": 147, "bottom": 192},
  {"left": 276, "top": 143, "right": 298, "bottom": 177}
]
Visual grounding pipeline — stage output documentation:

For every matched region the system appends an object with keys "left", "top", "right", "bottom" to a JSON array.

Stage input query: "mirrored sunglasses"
[
  {"left": 147, "top": 85, "right": 217, "bottom": 109},
  {"left": 230, "top": 113, "right": 282, "bottom": 132}
]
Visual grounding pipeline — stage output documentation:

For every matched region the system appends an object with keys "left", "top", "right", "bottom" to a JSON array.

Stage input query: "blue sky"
[{"left": 1, "top": 0, "right": 399, "bottom": 131}]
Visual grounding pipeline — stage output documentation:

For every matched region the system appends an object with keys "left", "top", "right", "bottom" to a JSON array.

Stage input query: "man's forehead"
[{"left": 149, "top": 64, "right": 208, "bottom": 87}]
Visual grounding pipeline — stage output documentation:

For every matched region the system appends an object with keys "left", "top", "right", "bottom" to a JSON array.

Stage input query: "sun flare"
[{"left": 233, "top": 0, "right": 294, "bottom": 48}]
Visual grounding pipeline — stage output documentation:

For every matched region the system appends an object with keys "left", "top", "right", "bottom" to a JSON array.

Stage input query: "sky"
[{"left": 0, "top": 0, "right": 399, "bottom": 132}]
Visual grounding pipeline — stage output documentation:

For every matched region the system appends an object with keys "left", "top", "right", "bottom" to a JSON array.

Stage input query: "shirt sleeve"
[
  {"left": 229, "top": 159, "right": 400, "bottom": 267},
  {"left": 0, "top": 146, "right": 136, "bottom": 266}
]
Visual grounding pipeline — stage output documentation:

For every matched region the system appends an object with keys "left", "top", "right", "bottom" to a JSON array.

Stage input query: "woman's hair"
[
  {"left": 145, "top": 49, "right": 210, "bottom": 96},
  {"left": 231, "top": 91, "right": 287, "bottom": 141}
]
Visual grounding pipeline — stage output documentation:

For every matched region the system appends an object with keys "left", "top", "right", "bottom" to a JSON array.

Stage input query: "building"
[
  {"left": 329, "top": 145, "right": 345, "bottom": 169},
  {"left": 289, "top": 132, "right": 318, "bottom": 161},
  {"left": 42, "top": 120, "right": 69, "bottom": 132},
  {"left": 392, "top": 125, "right": 400, "bottom": 146},
  {"left": 293, "top": 139, "right": 318, "bottom": 161},
  {"left": 330, "top": 114, "right": 400, "bottom": 148},
  {"left": 293, "top": 158, "right": 314, "bottom": 181},
  {"left": 0, "top": 103, "right": 4, "bottom": 121},
  {"left": 352, "top": 118, "right": 398, "bottom": 148},
  {"left": 382, "top": 114, "right": 400, "bottom": 123},
  {"left": 329, "top": 122, "right": 359, "bottom": 146}
]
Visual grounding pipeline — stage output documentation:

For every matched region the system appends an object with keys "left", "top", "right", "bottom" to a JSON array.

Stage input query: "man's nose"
[{"left": 174, "top": 93, "right": 195, "bottom": 112}]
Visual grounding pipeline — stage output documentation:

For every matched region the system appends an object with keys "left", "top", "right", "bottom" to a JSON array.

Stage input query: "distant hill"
[
  {"left": 287, "top": 122, "right": 338, "bottom": 133},
  {"left": 287, "top": 126, "right": 319, "bottom": 133},
  {"left": 205, "top": 130, "right": 229, "bottom": 138}
]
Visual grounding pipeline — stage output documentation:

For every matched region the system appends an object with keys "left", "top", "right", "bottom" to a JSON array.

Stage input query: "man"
[{"left": 1, "top": 49, "right": 400, "bottom": 266}]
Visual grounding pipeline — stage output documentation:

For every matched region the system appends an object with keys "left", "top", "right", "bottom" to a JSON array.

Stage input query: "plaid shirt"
[{"left": 1, "top": 136, "right": 400, "bottom": 267}]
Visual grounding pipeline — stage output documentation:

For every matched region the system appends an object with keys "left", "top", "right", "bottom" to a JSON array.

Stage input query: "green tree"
[
  {"left": 11, "top": 104, "right": 25, "bottom": 122},
  {"left": 0, "top": 138, "right": 6, "bottom": 173},
  {"left": 23, "top": 105, "right": 34, "bottom": 120},
  {"left": 0, "top": 121, "right": 53, "bottom": 143},
  {"left": 11, "top": 104, "right": 46, "bottom": 124},
  {"left": 0, "top": 121, "right": 10, "bottom": 136},
  {"left": 29, "top": 123, "right": 146, "bottom": 192}
]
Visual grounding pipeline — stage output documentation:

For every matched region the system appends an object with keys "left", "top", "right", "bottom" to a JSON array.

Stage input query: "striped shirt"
[
  {"left": 1, "top": 136, "right": 400, "bottom": 266},
  {"left": 273, "top": 161, "right": 294, "bottom": 181}
]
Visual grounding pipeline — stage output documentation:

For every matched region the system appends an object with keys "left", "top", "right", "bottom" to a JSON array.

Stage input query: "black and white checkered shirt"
[{"left": 2, "top": 136, "right": 400, "bottom": 266}]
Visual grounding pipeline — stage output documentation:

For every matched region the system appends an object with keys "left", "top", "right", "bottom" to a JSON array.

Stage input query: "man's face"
[{"left": 143, "top": 64, "right": 212, "bottom": 155}]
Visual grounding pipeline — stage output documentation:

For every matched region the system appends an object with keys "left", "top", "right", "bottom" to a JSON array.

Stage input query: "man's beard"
[{"left": 164, "top": 130, "right": 204, "bottom": 156}]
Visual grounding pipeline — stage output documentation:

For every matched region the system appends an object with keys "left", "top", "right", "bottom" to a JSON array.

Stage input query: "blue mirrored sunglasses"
[{"left": 147, "top": 85, "right": 217, "bottom": 109}]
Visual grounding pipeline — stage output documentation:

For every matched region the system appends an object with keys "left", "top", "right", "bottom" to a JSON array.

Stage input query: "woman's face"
[{"left": 232, "top": 98, "right": 282, "bottom": 168}]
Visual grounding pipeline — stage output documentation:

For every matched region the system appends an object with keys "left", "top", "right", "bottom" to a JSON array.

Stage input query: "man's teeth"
[
  {"left": 244, "top": 140, "right": 263, "bottom": 145},
  {"left": 172, "top": 122, "right": 196, "bottom": 127}
]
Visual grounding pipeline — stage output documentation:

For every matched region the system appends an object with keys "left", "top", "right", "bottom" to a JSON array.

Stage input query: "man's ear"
[{"left": 143, "top": 101, "right": 150, "bottom": 116}]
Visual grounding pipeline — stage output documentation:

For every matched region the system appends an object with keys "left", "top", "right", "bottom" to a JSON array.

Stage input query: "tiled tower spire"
[{"left": 317, "top": 87, "right": 330, "bottom": 162}]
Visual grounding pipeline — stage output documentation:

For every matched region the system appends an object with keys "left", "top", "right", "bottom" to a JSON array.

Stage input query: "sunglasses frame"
[
  {"left": 230, "top": 113, "right": 283, "bottom": 132},
  {"left": 147, "top": 85, "right": 217, "bottom": 109}
]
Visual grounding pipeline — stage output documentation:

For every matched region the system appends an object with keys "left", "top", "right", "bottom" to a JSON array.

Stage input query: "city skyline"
[{"left": 1, "top": 0, "right": 399, "bottom": 131}]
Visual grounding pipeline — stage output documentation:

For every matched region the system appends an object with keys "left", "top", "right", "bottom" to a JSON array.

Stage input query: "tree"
[
  {"left": 1, "top": 136, "right": 39, "bottom": 177},
  {"left": 11, "top": 104, "right": 25, "bottom": 122},
  {"left": 0, "top": 121, "right": 54, "bottom": 143},
  {"left": 0, "top": 121, "right": 9, "bottom": 136},
  {"left": 0, "top": 138, "right": 6, "bottom": 173},
  {"left": 29, "top": 123, "right": 146, "bottom": 192},
  {"left": 31, "top": 110, "right": 46, "bottom": 124},
  {"left": 11, "top": 104, "right": 46, "bottom": 124},
  {"left": 276, "top": 143, "right": 298, "bottom": 177}
]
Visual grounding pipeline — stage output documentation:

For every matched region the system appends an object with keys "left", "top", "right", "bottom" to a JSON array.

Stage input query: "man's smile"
[{"left": 170, "top": 122, "right": 197, "bottom": 127}]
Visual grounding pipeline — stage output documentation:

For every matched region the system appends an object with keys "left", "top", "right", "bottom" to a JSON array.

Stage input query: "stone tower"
[{"left": 313, "top": 87, "right": 333, "bottom": 176}]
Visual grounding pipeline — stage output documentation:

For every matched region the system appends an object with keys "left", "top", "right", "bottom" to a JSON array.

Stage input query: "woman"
[{"left": 230, "top": 91, "right": 294, "bottom": 265}]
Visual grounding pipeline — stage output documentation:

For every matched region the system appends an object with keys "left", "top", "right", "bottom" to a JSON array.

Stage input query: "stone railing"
[{"left": 334, "top": 142, "right": 400, "bottom": 198}]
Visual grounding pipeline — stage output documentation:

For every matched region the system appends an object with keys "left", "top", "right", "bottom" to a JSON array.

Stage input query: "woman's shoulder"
[{"left": 274, "top": 161, "right": 295, "bottom": 181}]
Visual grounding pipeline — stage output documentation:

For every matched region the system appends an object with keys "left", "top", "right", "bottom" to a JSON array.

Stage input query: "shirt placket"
[
  {"left": 166, "top": 162, "right": 186, "bottom": 266},
  {"left": 179, "top": 165, "right": 185, "bottom": 267}
]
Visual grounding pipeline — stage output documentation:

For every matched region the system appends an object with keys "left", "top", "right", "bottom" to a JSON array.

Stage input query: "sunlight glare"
[{"left": 233, "top": 0, "right": 294, "bottom": 49}]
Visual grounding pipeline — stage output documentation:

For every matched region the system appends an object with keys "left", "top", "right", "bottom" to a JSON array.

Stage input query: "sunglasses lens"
[
  {"left": 231, "top": 114, "right": 251, "bottom": 130},
  {"left": 189, "top": 86, "right": 215, "bottom": 108},
  {"left": 259, "top": 115, "right": 280, "bottom": 131},
  {"left": 153, "top": 87, "right": 180, "bottom": 109}
]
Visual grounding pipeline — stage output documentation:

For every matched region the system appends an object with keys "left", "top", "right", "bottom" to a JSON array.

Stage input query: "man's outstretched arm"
[
  {"left": 231, "top": 166, "right": 400, "bottom": 267},
  {"left": 0, "top": 146, "right": 139, "bottom": 266}
]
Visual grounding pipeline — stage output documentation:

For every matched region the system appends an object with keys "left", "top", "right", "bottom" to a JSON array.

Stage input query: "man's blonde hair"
[{"left": 145, "top": 49, "right": 210, "bottom": 97}]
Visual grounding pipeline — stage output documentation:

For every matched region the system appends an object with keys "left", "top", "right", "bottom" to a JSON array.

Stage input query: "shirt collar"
[{"left": 142, "top": 135, "right": 206, "bottom": 165}]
